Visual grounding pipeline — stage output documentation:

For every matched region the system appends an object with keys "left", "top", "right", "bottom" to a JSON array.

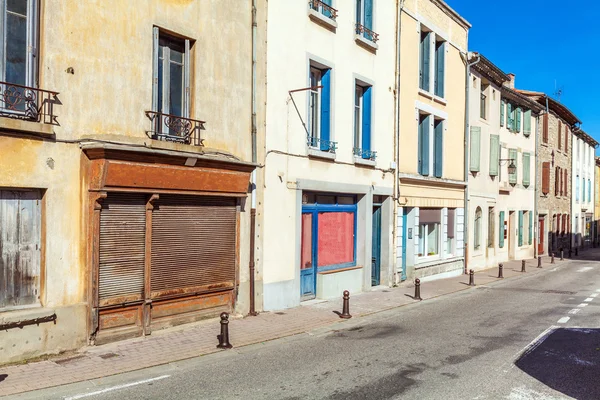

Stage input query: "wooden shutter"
[
  {"left": 565, "top": 126, "right": 569, "bottom": 153},
  {"left": 420, "top": 32, "right": 430, "bottom": 90},
  {"left": 543, "top": 113, "right": 549, "bottom": 143},
  {"left": 364, "top": 0, "right": 373, "bottom": 30},
  {"left": 522, "top": 152, "right": 530, "bottom": 187},
  {"left": 98, "top": 193, "right": 146, "bottom": 306},
  {"left": 542, "top": 162, "right": 550, "bottom": 194},
  {"left": 320, "top": 69, "right": 331, "bottom": 151},
  {"left": 489, "top": 134, "right": 499, "bottom": 176},
  {"left": 564, "top": 170, "right": 568, "bottom": 196},
  {"left": 508, "top": 149, "right": 517, "bottom": 184},
  {"left": 516, "top": 108, "right": 522, "bottom": 133},
  {"left": 499, "top": 211, "right": 505, "bottom": 248},
  {"left": 419, "top": 115, "right": 430, "bottom": 175},
  {"left": 361, "top": 86, "right": 372, "bottom": 154},
  {"left": 500, "top": 100, "right": 505, "bottom": 127},
  {"left": 152, "top": 27, "right": 159, "bottom": 113},
  {"left": 184, "top": 39, "right": 191, "bottom": 118},
  {"left": 26, "top": 0, "right": 39, "bottom": 88},
  {"left": 434, "top": 120, "right": 443, "bottom": 178},
  {"left": 151, "top": 195, "right": 236, "bottom": 298},
  {"left": 469, "top": 126, "right": 481, "bottom": 172},
  {"left": 555, "top": 167, "right": 559, "bottom": 196},
  {"left": 507, "top": 103, "right": 513, "bottom": 131},
  {"left": 523, "top": 109, "right": 531, "bottom": 137},
  {"left": 528, "top": 211, "right": 533, "bottom": 245},
  {"left": 518, "top": 211, "right": 523, "bottom": 246},
  {"left": 434, "top": 42, "right": 445, "bottom": 97},
  {"left": 558, "top": 120, "right": 562, "bottom": 150}
]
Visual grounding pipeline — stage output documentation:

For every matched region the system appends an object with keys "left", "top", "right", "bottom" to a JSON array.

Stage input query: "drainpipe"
[
  {"left": 249, "top": 0, "right": 258, "bottom": 316},
  {"left": 463, "top": 50, "right": 480, "bottom": 273},
  {"left": 534, "top": 112, "right": 539, "bottom": 258}
]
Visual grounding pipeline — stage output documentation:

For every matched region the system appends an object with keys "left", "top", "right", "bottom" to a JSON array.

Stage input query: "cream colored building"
[
  {"left": 0, "top": 0, "right": 266, "bottom": 363},
  {"left": 396, "top": 0, "right": 470, "bottom": 281},
  {"left": 467, "top": 60, "right": 541, "bottom": 271},
  {"left": 571, "top": 129, "right": 597, "bottom": 248},
  {"left": 262, "top": 0, "right": 396, "bottom": 309}
]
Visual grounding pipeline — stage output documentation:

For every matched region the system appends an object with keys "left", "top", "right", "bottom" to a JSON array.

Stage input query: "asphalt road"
[{"left": 12, "top": 258, "right": 600, "bottom": 400}]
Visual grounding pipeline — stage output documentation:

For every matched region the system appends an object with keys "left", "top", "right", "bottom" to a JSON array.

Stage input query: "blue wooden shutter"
[
  {"left": 516, "top": 108, "right": 522, "bottom": 133},
  {"left": 361, "top": 86, "right": 372, "bottom": 155},
  {"left": 420, "top": 32, "right": 430, "bottom": 91},
  {"left": 434, "top": 120, "right": 443, "bottom": 178},
  {"left": 320, "top": 69, "right": 331, "bottom": 151},
  {"left": 489, "top": 134, "right": 499, "bottom": 176},
  {"left": 499, "top": 211, "right": 505, "bottom": 248},
  {"left": 500, "top": 100, "right": 505, "bottom": 127},
  {"left": 434, "top": 42, "right": 445, "bottom": 97},
  {"left": 523, "top": 109, "right": 531, "bottom": 137},
  {"left": 528, "top": 211, "right": 533, "bottom": 245},
  {"left": 419, "top": 115, "right": 430, "bottom": 175},
  {"left": 523, "top": 152, "right": 530, "bottom": 187},
  {"left": 518, "top": 211, "right": 523, "bottom": 246},
  {"left": 364, "top": 0, "right": 373, "bottom": 30},
  {"left": 322, "top": 0, "right": 332, "bottom": 17},
  {"left": 469, "top": 126, "right": 481, "bottom": 172}
]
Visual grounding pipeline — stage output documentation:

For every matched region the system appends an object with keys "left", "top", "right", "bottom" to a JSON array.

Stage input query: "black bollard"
[
  {"left": 537, "top": 257, "right": 542, "bottom": 268},
  {"left": 560, "top": 249, "right": 564, "bottom": 261},
  {"left": 339, "top": 290, "right": 352, "bottom": 319},
  {"left": 414, "top": 278, "right": 422, "bottom": 301},
  {"left": 216, "top": 312, "right": 233, "bottom": 349},
  {"left": 551, "top": 253, "right": 555, "bottom": 264},
  {"left": 575, "top": 247, "right": 579, "bottom": 256},
  {"left": 498, "top": 263, "right": 504, "bottom": 279},
  {"left": 468, "top": 269, "right": 475, "bottom": 286},
  {"left": 521, "top": 260, "right": 526, "bottom": 273},
  {"left": 569, "top": 248, "right": 572, "bottom": 258}
]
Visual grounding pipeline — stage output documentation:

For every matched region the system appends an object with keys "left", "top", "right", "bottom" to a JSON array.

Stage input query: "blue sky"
[{"left": 450, "top": 0, "right": 599, "bottom": 144}]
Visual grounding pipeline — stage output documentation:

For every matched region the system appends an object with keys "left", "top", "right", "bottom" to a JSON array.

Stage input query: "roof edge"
[{"left": 431, "top": 0, "right": 471, "bottom": 29}]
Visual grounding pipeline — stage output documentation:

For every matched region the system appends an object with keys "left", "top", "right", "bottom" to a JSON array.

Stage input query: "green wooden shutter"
[
  {"left": 508, "top": 149, "right": 517, "bottom": 184},
  {"left": 434, "top": 119, "right": 443, "bottom": 178},
  {"left": 518, "top": 211, "right": 523, "bottom": 246},
  {"left": 420, "top": 32, "right": 430, "bottom": 91},
  {"left": 489, "top": 134, "right": 499, "bottom": 176},
  {"left": 507, "top": 103, "right": 513, "bottom": 131},
  {"left": 434, "top": 42, "right": 445, "bottom": 97},
  {"left": 500, "top": 100, "right": 505, "bottom": 127},
  {"left": 418, "top": 115, "right": 430, "bottom": 175},
  {"left": 523, "top": 109, "right": 531, "bottom": 137},
  {"left": 499, "top": 211, "right": 505, "bottom": 248},
  {"left": 523, "top": 152, "right": 530, "bottom": 187},
  {"left": 469, "top": 126, "right": 481, "bottom": 172},
  {"left": 516, "top": 108, "right": 522, "bottom": 133},
  {"left": 528, "top": 211, "right": 533, "bottom": 245}
]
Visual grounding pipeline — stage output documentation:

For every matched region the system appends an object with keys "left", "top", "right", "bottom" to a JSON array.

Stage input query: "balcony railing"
[
  {"left": 307, "top": 136, "right": 337, "bottom": 153},
  {"left": 309, "top": 0, "right": 338, "bottom": 20},
  {"left": 353, "top": 147, "right": 377, "bottom": 161},
  {"left": 356, "top": 24, "right": 379, "bottom": 43},
  {"left": 0, "top": 81, "right": 60, "bottom": 125},
  {"left": 145, "top": 111, "right": 206, "bottom": 146}
]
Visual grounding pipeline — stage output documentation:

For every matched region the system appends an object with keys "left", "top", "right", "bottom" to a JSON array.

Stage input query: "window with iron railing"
[
  {"left": 353, "top": 82, "right": 376, "bottom": 161},
  {"left": 307, "top": 64, "right": 336, "bottom": 153},
  {"left": 308, "top": 0, "right": 337, "bottom": 20},
  {"left": 355, "top": 0, "right": 378, "bottom": 43}
]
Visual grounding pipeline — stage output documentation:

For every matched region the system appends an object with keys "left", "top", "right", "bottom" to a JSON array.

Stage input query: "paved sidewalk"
[{"left": 0, "top": 255, "right": 572, "bottom": 397}]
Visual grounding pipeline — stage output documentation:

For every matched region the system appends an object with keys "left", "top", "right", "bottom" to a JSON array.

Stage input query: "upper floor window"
[
  {"left": 418, "top": 113, "right": 444, "bottom": 178},
  {"left": 419, "top": 27, "right": 445, "bottom": 97},
  {"left": 307, "top": 64, "right": 334, "bottom": 152},
  {"left": 480, "top": 83, "right": 488, "bottom": 120},
  {"left": 309, "top": 0, "right": 337, "bottom": 20},
  {"left": 1, "top": 0, "right": 37, "bottom": 89},
  {"left": 353, "top": 82, "right": 375, "bottom": 160},
  {"left": 355, "top": 0, "right": 377, "bottom": 42},
  {"left": 153, "top": 30, "right": 190, "bottom": 119}
]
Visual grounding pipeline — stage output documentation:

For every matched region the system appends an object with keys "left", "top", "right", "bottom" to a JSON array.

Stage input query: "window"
[
  {"left": 0, "top": 190, "right": 41, "bottom": 309},
  {"left": 353, "top": 82, "right": 374, "bottom": 159},
  {"left": 419, "top": 30, "right": 431, "bottom": 91},
  {"left": 418, "top": 209, "right": 440, "bottom": 257},
  {"left": 500, "top": 99, "right": 505, "bottom": 127},
  {"left": 588, "top": 178, "right": 592, "bottom": 202},
  {"left": 542, "top": 113, "right": 549, "bottom": 143},
  {"left": 489, "top": 134, "right": 500, "bottom": 176},
  {"left": 487, "top": 207, "right": 495, "bottom": 248},
  {"left": 419, "top": 27, "right": 445, "bottom": 96},
  {"left": 474, "top": 207, "right": 482, "bottom": 250},
  {"left": 447, "top": 208, "right": 455, "bottom": 255},
  {"left": 355, "top": 0, "right": 374, "bottom": 41},
  {"left": 576, "top": 175, "right": 580, "bottom": 202},
  {"left": 480, "top": 84, "right": 488, "bottom": 120},
  {"left": 542, "top": 162, "right": 550, "bottom": 195},
  {"left": 508, "top": 149, "right": 517, "bottom": 185},
  {"left": 518, "top": 211, "right": 524, "bottom": 247},
  {"left": 522, "top": 152, "right": 530, "bottom": 187},
  {"left": 582, "top": 178, "right": 585, "bottom": 203},
  {"left": 555, "top": 167, "right": 561, "bottom": 196},
  {"left": 153, "top": 30, "right": 190, "bottom": 119},
  {"left": 523, "top": 109, "right": 532, "bottom": 137},
  {"left": 310, "top": 0, "right": 335, "bottom": 19},
  {"left": 418, "top": 112, "right": 444, "bottom": 177},
  {"left": 564, "top": 169, "right": 568, "bottom": 196},
  {"left": 564, "top": 126, "right": 569, "bottom": 153},
  {"left": 499, "top": 211, "right": 505, "bottom": 248},
  {"left": 558, "top": 120, "right": 562, "bottom": 150},
  {"left": 469, "top": 126, "right": 481, "bottom": 173},
  {"left": 307, "top": 65, "right": 333, "bottom": 152},
  {"left": 434, "top": 39, "right": 445, "bottom": 97}
]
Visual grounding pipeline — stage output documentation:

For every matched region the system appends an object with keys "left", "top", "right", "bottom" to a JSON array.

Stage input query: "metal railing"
[
  {"left": 0, "top": 81, "right": 60, "bottom": 125},
  {"left": 353, "top": 147, "right": 377, "bottom": 160},
  {"left": 309, "top": 0, "right": 338, "bottom": 20},
  {"left": 356, "top": 24, "right": 380, "bottom": 43},
  {"left": 145, "top": 111, "right": 206, "bottom": 146},
  {"left": 307, "top": 136, "right": 337, "bottom": 153}
]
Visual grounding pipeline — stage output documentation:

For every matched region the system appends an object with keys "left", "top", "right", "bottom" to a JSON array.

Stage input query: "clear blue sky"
[{"left": 450, "top": 0, "right": 599, "bottom": 144}]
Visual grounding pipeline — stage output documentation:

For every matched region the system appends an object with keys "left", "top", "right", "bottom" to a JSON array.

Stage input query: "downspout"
[
  {"left": 463, "top": 51, "right": 480, "bottom": 274},
  {"left": 249, "top": 0, "right": 258, "bottom": 316},
  {"left": 534, "top": 112, "right": 539, "bottom": 258}
]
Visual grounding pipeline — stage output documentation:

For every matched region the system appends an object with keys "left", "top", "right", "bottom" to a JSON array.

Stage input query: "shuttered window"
[
  {"left": 515, "top": 107, "right": 522, "bottom": 133},
  {"left": 500, "top": 100, "right": 505, "bottom": 127},
  {"left": 555, "top": 167, "right": 560, "bottom": 196},
  {"left": 489, "top": 134, "right": 499, "bottom": 176},
  {"left": 518, "top": 211, "right": 523, "bottom": 247},
  {"left": 434, "top": 41, "right": 445, "bottom": 98},
  {"left": 508, "top": 149, "right": 517, "bottom": 184},
  {"left": 522, "top": 152, "right": 530, "bottom": 187},
  {"left": 0, "top": 190, "right": 41, "bottom": 309},
  {"left": 499, "top": 211, "right": 505, "bottom": 248},
  {"left": 507, "top": 103, "right": 514, "bottom": 131},
  {"left": 470, "top": 126, "right": 481, "bottom": 173},
  {"left": 523, "top": 110, "right": 531, "bottom": 137},
  {"left": 558, "top": 120, "right": 562, "bottom": 150},
  {"left": 565, "top": 126, "right": 569, "bottom": 153},
  {"left": 361, "top": 85, "right": 372, "bottom": 155},
  {"left": 564, "top": 170, "right": 568, "bottom": 196},
  {"left": 320, "top": 68, "right": 331, "bottom": 151},
  {"left": 419, "top": 30, "right": 431, "bottom": 91},
  {"left": 542, "top": 162, "right": 550, "bottom": 195},
  {"left": 418, "top": 114, "right": 430, "bottom": 176},
  {"left": 528, "top": 211, "right": 533, "bottom": 245},
  {"left": 433, "top": 119, "right": 443, "bottom": 178},
  {"left": 543, "top": 113, "right": 549, "bottom": 143},
  {"left": 98, "top": 193, "right": 146, "bottom": 305}
]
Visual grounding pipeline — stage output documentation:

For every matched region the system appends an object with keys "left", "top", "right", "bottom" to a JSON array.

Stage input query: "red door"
[{"left": 538, "top": 218, "right": 545, "bottom": 255}]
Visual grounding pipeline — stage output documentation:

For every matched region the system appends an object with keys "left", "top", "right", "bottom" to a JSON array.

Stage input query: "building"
[
  {"left": 396, "top": 0, "right": 470, "bottom": 281},
  {"left": 519, "top": 90, "right": 579, "bottom": 256},
  {"left": 261, "top": 0, "right": 397, "bottom": 310},
  {"left": 0, "top": 0, "right": 266, "bottom": 363},
  {"left": 571, "top": 129, "right": 598, "bottom": 248},
  {"left": 467, "top": 61, "right": 542, "bottom": 271}
]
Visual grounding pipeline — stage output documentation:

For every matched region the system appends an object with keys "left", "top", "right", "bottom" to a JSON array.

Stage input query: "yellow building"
[
  {"left": 0, "top": 0, "right": 266, "bottom": 363},
  {"left": 595, "top": 157, "right": 600, "bottom": 244},
  {"left": 396, "top": 0, "right": 470, "bottom": 281}
]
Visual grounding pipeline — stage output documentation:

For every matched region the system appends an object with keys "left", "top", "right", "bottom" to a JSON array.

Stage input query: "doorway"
[
  {"left": 371, "top": 205, "right": 382, "bottom": 286},
  {"left": 508, "top": 211, "right": 514, "bottom": 259},
  {"left": 538, "top": 217, "right": 545, "bottom": 255}
]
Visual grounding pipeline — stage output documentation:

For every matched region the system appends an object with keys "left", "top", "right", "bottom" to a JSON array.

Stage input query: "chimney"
[{"left": 506, "top": 73, "right": 515, "bottom": 89}]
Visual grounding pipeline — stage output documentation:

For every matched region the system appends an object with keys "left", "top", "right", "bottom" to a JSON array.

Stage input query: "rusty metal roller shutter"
[
  {"left": 151, "top": 195, "right": 236, "bottom": 295},
  {"left": 99, "top": 193, "right": 146, "bottom": 303}
]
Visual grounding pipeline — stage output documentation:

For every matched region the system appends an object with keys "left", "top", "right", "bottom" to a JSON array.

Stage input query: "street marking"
[
  {"left": 568, "top": 308, "right": 581, "bottom": 315},
  {"left": 577, "top": 267, "right": 593, "bottom": 272},
  {"left": 585, "top": 298, "right": 594, "bottom": 302},
  {"left": 557, "top": 317, "right": 570, "bottom": 323},
  {"left": 64, "top": 375, "right": 170, "bottom": 400},
  {"left": 591, "top": 293, "right": 598, "bottom": 298},
  {"left": 578, "top": 303, "right": 588, "bottom": 307},
  {"left": 596, "top": 289, "right": 600, "bottom": 293}
]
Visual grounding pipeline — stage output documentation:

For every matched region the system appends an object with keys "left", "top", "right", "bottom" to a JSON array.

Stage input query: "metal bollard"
[
  {"left": 537, "top": 257, "right": 542, "bottom": 268},
  {"left": 414, "top": 278, "right": 422, "bottom": 301},
  {"left": 551, "top": 253, "right": 555, "bottom": 264},
  {"left": 575, "top": 247, "right": 579, "bottom": 256},
  {"left": 498, "top": 263, "right": 504, "bottom": 279},
  {"left": 216, "top": 312, "right": 233, "bottom": 349},
  {"left": 339, "top": 290, "right": 352, "bottom": 319},
  {"left": 521, "top": 260, "right": 526, "bottom": 273},
  {"left": 468, "top": 269, "right": 475, "bottom": 286},
  {"left": 560, "top": 249, "right": 564, "bottom": 261}
]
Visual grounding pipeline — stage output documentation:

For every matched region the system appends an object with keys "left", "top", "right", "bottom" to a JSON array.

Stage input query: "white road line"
[
  {"left": 64, "top": 375, "right": 170, "bottom": 400},
  {"left": 577, "top": 267, "right": 593, "bottom": 272},
  {"left": 568, "top": 308, "right": 581, "bottom": 315},
  {"left": 578, "top": 303, "right": 588, "bottom": 307},
  {"left": 557, "top": 317, "right": 570, "bottom": 324},
  {"left": 596, "top": 289, "right": 600, "bottom": 293},
  {"left": 584, "top": 298, "right": 594, "bottom": 302},
  {"left": 591, "top": 293, "right": 598, "bottom": 298}
]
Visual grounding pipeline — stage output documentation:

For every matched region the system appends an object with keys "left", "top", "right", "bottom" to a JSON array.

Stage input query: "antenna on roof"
[{"left": 554, "top": 80, "right": 564, "bottom": 101}]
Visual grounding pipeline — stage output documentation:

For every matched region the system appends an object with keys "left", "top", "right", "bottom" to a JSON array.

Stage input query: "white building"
[
  {"left": 261, "top": 0, "right": 396, "bottom": 310},
  {"left": 571, "top": 129, "right": 598, "bottom": 248}
]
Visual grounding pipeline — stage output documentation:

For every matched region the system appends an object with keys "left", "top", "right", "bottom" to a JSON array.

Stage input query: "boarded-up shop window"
[
  {"left": 301, "top": 213, "right": 313, "bottom": 270},
  {"left": 0, "top": 190, "right": 41, "bottom": 309},
  {"left": 317, "top": 212, "right": 355, "bottom": 267}
]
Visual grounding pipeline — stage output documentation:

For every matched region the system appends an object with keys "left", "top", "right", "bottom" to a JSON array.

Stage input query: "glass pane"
[
  {"left": 418, "top": 225, "right": 425, "bottom": 257},
  {"left": 6, "top": 11, "right": 28, "bottom": 86},
  {"left": 337, "top": 196, "right": 354, "bottom": 205},
  {"left": 427, "top": 224, "right": 439, "bottom": 255},
  {"left": 302, "top": 193, "right": 316, "bottom": 204},
  {"left": 157, "top": 57, "right": 163, "bottom": 113},
  {"left": 301, "top": 214, "right": 313, "bottom": 270},
  {"left": 7, "top": 0, "right": 27, "bottom": 15},
  {"left": 317, "top": 212, "right": 354, "bottom": 266},
  {"left": 169, "top": 62, "right": 183, "bottom": 117},
  {"left": 316, "top": 195, "right": 335, "bottom": 205},
  {"left": 170, "top": 48, "right": 183, "bottom": 64}
]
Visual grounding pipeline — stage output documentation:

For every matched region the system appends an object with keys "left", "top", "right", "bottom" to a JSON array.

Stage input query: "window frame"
[
  {"left": 474, "top": 206, "right": 482, "bottom": 250},
  {"left": 308, "top": 66, "right": 323, "bottom": 146},
  {"left": 418, "top": 110, "right": 445, "bottom": 177}
]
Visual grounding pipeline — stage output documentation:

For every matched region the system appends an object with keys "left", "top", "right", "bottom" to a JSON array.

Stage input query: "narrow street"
[{"left": 11, "top": 257, "right": 600, "bottom": 400}]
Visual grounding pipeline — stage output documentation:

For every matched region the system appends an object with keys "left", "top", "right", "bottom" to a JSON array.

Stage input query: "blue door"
[
  {"left": 401, "top": 211, "right": 407, "bottom": 281},
  {"left": 371, "top": 206, "right": 382, "bottom": 286},
  {"left": 300, "top": 211, "right": 316, "bottom": 298}
]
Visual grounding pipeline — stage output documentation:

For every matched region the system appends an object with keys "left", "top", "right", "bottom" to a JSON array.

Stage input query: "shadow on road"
[{"left": 515, "top": 328, "right": 600, "bottom": 400}]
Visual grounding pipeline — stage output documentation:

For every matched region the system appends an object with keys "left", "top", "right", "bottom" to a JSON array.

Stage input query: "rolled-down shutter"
[
  {"left": 151, "top": 195, "right": 236, "bottom": 297},
  {"left": 99, "top": 193, "right": 146, "bottom": 305}
]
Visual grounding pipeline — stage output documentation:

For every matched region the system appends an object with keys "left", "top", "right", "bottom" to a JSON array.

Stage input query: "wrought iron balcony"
[
  {"left": 356, "top": 24, "right": 379, "bottom": 43},
  {"left": 309, "top": 0, "right": 338, "bottom": 20},
  {"left": 145, "top": 111, "right": 206, "bottom": 146},
  {"left": 307, "top": 136, "right": 337, "bottom": 153},
  {"left": 0, "top": 81, "right": 60, "bottom": 125},
  {"left": 353, "top": 147, "right": 377, "bottom": 160}
]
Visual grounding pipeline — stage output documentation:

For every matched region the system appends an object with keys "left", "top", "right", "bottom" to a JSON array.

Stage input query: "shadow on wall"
[{"left": 515, "top": 328, "right": 600, "bottom": 400}]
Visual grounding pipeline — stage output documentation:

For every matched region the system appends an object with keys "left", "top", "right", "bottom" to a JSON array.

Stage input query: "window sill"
[
  {"left": 354, "top": 34, "right": 378, "bottom": 53},
  {"left": 308, "top": 148, "right": 336, "bottom": 161},
  {"left": 0, "top": 117, "right": 55, "bottom": 136},
  {"left": 353, "top": 156, "right": 377, "bottom": 167},
  {"left": 308, "top": 9, "right": 338, "bottom": 32},
  {"left": 418, "top": 89, "right": 446, "bottom": 104},
  {"left": 418, "top": 88, "right": 433, "bottom": 99},
  {"left": 433, "top": 95, "right": 447, "bottom": 105}
]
